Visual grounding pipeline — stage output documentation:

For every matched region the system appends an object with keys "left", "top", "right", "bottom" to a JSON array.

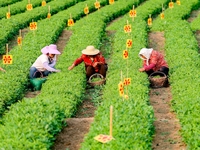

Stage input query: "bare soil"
[
  {"left": 52, "top": 86, "right": 96, "bottom": 150},
  {"left": 148, "top": 32, "right": 186, "bottom": 150}
]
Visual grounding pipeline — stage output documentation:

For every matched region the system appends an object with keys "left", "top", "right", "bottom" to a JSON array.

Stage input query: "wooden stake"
[
  {"left": 132, "top": 5, "right": 134, "bottom": 21},
  {"left": 120, "top": 70, "right": 122, "bottom": 82},
  {"left": 8, "top": 5, "right": 10, "bottom": 13},
  {"left": 126, "top": 56, "right": 129, "bottom": 96},
  {"left": 19, "top": 29, "right": 22, "bottom": 49},
  {"left": 109, "top": 105, "right": 113, "bottom": 137},
  {"left": 48, "top": 5, "right": 50, "bottom": 13},
  {"left": 6, "top": 44, "right": 8, "bottom": 55},
  {"left": 86, "top": 4, "right": 88, "bottom": 17},
  {"left": 120, "top": 70, "right": 124, "bottom": 101},
  {"left": 19, "top": 29, "right": 22, "bottom": 37}
]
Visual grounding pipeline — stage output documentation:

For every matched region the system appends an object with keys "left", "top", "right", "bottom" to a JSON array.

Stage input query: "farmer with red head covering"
[
  {"left": 29, "top": 44, "right": 61, "bottom": 79},
  {"left": 138, "top": 48, "right": 169, "bottom": 76},
  {"left": 68, "top": 45, "right": 107, "bottom": 79}
]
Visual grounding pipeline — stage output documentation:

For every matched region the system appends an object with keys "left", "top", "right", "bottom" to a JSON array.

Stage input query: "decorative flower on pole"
[
  {"left": 42, "top": 0, "right": 46, "bottom": 6},
  {"left": 126, "top": 39, "right": 132, "bottom": 48},
  {"left": 17, "top": 37, "right": 22, "bottom": 46},
  {"left": 129, "top": 5, "right": 136, "bottom": 18},
  {"left": 123, "top": 78, "right": 131, "bottom": 86},
  {"left": 118, "top": 81, "right": 124, "bottom": 96},
  {"left": 47, "top": 13, "right": 51, "bottom": 19},
  {"left": 30, "top": 22, "right": 37, "bottom": 30},
  {"left": 26, "top": 3, "right": 33, "bottom": 11},
  {"left": 123, "top": 50, "right": 128, "bottom": 59},
  {"left": 3, "top": 55, "right": 13, "bottom": 64},
  {"left": 124, "top": 21, "right": 131, "bottom": 33},
  {"left": 129, "top": 10, "right": 137, "bottom": 18},
  {"left": 6, "top": 12, "right": 10, "bottom": 19},
  {"left": 3, "top": 44, "right": 12, "bottom": 64},
  {"left": 68, "top": 19, "right": 74, "bottom": 26},
  {"left": 84, "top": 4, "right": 89, "bottom": 15},
  {"left": 176, "top": 0, "right": 181, "bottom": 5},
  {"left": 160, "top": 12, "right": 164, "bottom": 19},
  {"left": 94, "top": 0, "right": 100, "bottom": 10},
  {"left": 147, "top": 14, "right": 152, "bottom": 26},
  {"left": 68, "top": 13, "right": 74, "bottom": 26},
  {"left": 6, "top": 5, "right": 11, "bottom": 19},
  {"left": 109, "top": 0, "right": 114, "bottom": 5},
  {"left": 160, "top": 4, "right": 165, "bottom": 20},
  {"left": 47, "top": 6, "right": 51, "bottom": 19},
  {"left": 169, "top": 0, "right": 174, "bottom": 8}
]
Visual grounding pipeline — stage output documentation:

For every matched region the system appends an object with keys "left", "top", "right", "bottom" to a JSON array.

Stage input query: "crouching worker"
[
  {"left": 29, "top": 44, "right": 61, "bottom": 79},
  {"left": 138, "top": 48, "right": 169, "bottom": 76},
  {"left": 68, "top": 45, "right": 107, "bottom": 80}
]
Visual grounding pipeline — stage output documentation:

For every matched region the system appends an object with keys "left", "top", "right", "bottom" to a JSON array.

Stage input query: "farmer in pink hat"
[
  {"left": 29, "top": 44, "right": 61, "bottom": 79},
  {"left": 138, "top": 48, "right": 169, "bottom": 76},
  {"left": 68, "top": 45, "right": 107, "bottom": 80}
]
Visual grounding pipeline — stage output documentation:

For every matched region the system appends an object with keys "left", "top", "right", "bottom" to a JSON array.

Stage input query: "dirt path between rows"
[
  {"left": 52, "top": 86, "right": 96, "bottom": 150},
  {"left": 52, "top": 25, "right": 114, "bottom": 149},
  {"left": 148, "top": 32, "right": 186, "bottom": 150},
  {"left": 148, "top": 12, "right": 200, "bottom": 150},
  {"left": 52, "top": 29, "right": 114, "bottom": 150}
]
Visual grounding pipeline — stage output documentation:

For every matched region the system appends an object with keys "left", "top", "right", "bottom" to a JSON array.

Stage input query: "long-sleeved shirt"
[
  {"left": 32, "top": 54, "right": 57, "bottom": 72},
  {"left": 73, "top": 53, "right": 106, "bottom": 72},
  {"left": 143, "top": 50, "right": 168, "bottom": 71}
]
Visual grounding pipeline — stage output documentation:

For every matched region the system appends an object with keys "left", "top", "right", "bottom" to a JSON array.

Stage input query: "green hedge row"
[
  {"left": 0, "top": 0, "right": 87, "bottom": 115},
  {"left": 0, "top": 0, "right": 53, "bottom": 20},
  {"left": 0, "top": 0, "right": 85, "bottom": 54},
  {"left": 0, "top": 0, "right": 22, "bottom": 8},
  {"left": 151, "top": 0, "right": 200, "bottom": 148}
]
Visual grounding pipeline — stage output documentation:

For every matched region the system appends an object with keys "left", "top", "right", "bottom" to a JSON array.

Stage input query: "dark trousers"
[
  {"left": 146, "top": 66, "right": 169, "bottom": 77},
  {"left": 29, "top": 67, "right": 51, "bottom": 79},
  {"left": 86, "top": 64, "right": 107, "bottom": 79}
]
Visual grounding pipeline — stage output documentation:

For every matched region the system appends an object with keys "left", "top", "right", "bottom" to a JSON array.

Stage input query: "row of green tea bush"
[
  {"left": 0, "top": 0, "right": 87, "bottom": 114},
  {"left": 151, "top": 0, "right": 200, "bottom": 148},
  {"left": 0, "top": 0, "right": 85, "bottom": 54}
]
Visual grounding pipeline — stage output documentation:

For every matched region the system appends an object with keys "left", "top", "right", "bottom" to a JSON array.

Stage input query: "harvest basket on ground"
[
  {"left": 148, "top": 71, "right": 168, "bottom": 88},
  {"left": 87, "top": 73, "right": 106, "bottom": 86}
]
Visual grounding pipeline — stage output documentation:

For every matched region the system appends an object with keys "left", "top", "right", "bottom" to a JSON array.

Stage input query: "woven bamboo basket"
[
  {"left": 148, "top": 71, "right": 168, "bottom": 88},
  {"left": 87, "top": 73, "right": 106, "bottom": 86}
]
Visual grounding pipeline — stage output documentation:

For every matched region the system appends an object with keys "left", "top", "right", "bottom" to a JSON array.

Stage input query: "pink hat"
[{"left": 41, "top": 44, "right": 61, "bottom": 55}]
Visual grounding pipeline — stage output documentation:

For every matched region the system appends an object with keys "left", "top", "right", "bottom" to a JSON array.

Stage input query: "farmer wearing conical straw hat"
[{"left": 68, "top": 45, "right": 107, "bottom": 80}]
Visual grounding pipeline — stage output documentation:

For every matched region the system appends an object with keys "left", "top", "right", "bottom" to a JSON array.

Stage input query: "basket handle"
[
  {"left": 33, "top": 70, "right": 44, "bottom": 78},
  {"left": 88, "top": 73, "right": 104, "bottom": 81},
  {"left": 149, "top": 71, "right": 167, "bottom": 78}
]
